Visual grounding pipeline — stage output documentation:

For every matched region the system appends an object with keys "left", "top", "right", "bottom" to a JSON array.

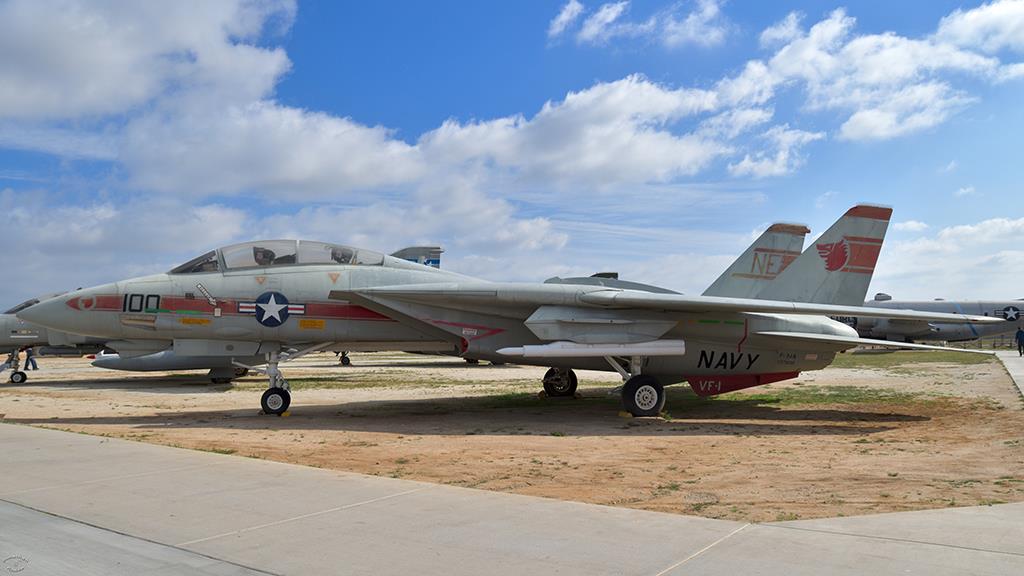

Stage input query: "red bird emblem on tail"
[{"left": 817, "top": 239, "right": 849, "bottom": 272}]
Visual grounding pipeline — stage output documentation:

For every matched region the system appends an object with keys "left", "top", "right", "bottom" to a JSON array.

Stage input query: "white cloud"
[
  {"left": 0, "top": 123, "right": 117, "bottom": 160},
  {"left": 0, "top": 0, "right": 294, "bottom": 120},
  {"left": 122, "top": 102, "right": 425, "bottom": 198},
  {"left": 875, "top": 216, "right": 1024, "bottom": 299},
  {"left": 838, "top": 82, "right": 975, "bottom": 141},
  {"left": 577, "top": 2, "right": 631, "bottom": 44},
  {"left": 663, "top": 0, "right": 729, "bottom": 48},
  {"left": 893, "top": 220, "right": 929, "bottom": 232},
  {"left": 814, "top": 190, "right": 839, "bottom": 209},
  {"left": 548, "top": 0, "right": 584, "bottom": 39},
  {"left": 728, "top": 125, "right": 824, "bottom": 178},
  {"left": 419, "top": 75, "right": 725, "bottom": 187},
  {"left": 941, "top": 159, "right": 958, "bottom": 172},
  {"left": 723, "top": 7, "right": 1012, "bottom": 141},
  {"left": 936, "top": 0, "right": 1024, "bottom": 53},
  {"left": 0, "top": 188, "right": 249, "bottom": 300},
  {"left": 759, "top": 11, "right": 803, "bottom": 48},
  {"left": 573, "top": 0, "right": 730, "bottom": 49},
  {"left": 955, "top": 185, "right": 977, "bottom": 197},
  {"left": 699, "top": 107, "right": 773, "bottom": 138}
]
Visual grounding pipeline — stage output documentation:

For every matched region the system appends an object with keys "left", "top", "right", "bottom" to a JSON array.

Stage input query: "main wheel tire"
[
  {"left": 9, "top": 371, "right": 27, "bottom": 384},
  {"left": 542, "top": 368, "right": 578, "bottom": 397},
  {"left": 261, "top": 387, "right": 291, "bottom": 415},
  {"left": 211, "top": 377, "right": 234, "bottom": 385},
  {"left": 340, "top": 355, "right": 351, "bottom": 366},
  {"left": 233, "top": 367, "right": 249, "bottom": 378},
  {"left": 622, "top": 375, "right": 664, "bottom": 417},
  {"left": 464, "top": 358, "right": 480, "bottom": 365}
]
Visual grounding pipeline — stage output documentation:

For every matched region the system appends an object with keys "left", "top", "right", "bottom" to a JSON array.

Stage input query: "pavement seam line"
[
  {"left": 651, "top": 523, "right": 750, "bottom": 576},
  {"left": 763, "top": 523, "right": 1024, "bottom": 558},
  {"left": 176, "top": 486, "right": 430, "bottom": 546},
  {"left": 0, "top": 497, "right": 282, "bottom": 576}
]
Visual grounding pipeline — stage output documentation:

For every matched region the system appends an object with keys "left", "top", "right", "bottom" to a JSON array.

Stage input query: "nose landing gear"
[
  {"left": 235, "top": 343, "right": 332, "bottom": 416},
  {"left": 2, "top": 351, "right": 27, "bottom": 384}
]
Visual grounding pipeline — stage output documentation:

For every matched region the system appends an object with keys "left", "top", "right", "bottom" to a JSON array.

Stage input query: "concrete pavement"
[
  {"left": 996, "top": 351, "right": 1024, "bottom": 399},
  {"left": 1, "top": 423, "right": 1022, "bottom": 575}
]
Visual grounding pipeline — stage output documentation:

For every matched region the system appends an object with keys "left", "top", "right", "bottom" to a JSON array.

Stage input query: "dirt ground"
[{"left": 2, "top": 351, "right": 1023, "bottom": 523}]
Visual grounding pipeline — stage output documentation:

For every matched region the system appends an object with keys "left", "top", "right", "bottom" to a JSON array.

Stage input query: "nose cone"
[
  {"left": 17, "top": 283, "right": 120, "bottom": 338},
  {"left": 17, "top": 295, "right": 71, "bottom": 330}
]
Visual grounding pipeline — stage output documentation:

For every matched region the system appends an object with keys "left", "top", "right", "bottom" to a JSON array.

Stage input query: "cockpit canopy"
[
  {"left": 169, "top": 240, "right": 385, "bottom": 274},
  {"left": 4, "top": 292, "right": 66, "bottom": 315},
  {"left": 4, "top": 298, "right": 41, "bottom": 315}
]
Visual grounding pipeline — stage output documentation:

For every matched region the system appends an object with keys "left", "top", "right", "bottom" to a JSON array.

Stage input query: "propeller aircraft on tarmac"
[
  {"left": 845, "top": 293, "right": 1024, "bottom": 343},
  {"left": 18, "top": 205, "right": 1000, "bottom": 417}
]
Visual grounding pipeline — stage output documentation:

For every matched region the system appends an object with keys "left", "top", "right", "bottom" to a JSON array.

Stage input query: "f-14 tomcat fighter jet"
[{"left": 19, "top": 205, "right": 998, "bottom": 416}]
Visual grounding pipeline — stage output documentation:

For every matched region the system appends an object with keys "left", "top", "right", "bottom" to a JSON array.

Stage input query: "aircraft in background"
[
  {"left": 841, "top": 293, "right": 1024, "bottom": 343},
  {"left": 1, "top": 296, "right": 106, "bottom": 384},
  {"left": 18, "top": 205, "right": 999, "bottom": 417}
]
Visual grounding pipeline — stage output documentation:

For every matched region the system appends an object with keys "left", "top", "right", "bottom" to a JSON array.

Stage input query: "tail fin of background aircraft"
[
  {"left": 390, "top": 246, "right": 443, "bottom": 268},
  {"left": 702, "top": 223, "right": 809, "bottom": 299},
  {"left": 756, "top": 205, "right": 892, "bottom": 306}
]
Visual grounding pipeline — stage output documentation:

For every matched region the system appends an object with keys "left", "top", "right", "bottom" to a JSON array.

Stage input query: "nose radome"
[
  {"left": 15, "top": 295, "right": 67, "bottom": 329},
  {"left": 16, "top": 283, "right": 120, "bottom": 333}
]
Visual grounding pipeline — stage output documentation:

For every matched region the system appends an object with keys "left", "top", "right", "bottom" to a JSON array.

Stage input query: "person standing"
[
  {"left": 23, "top": 347, "right": 38, "bottom": 370},
  {"left": 1016, "top": 327, "right": 1024, "bottom": 357}
]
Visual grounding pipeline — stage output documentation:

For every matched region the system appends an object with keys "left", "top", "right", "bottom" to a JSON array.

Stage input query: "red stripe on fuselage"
[{"left": 73, "top": 294, "right": 394, "bottom": 321}]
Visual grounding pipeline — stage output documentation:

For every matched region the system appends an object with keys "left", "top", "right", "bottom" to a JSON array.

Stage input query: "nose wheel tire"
[
  {"left": 542, "top": 368, "right": 578, "bottom": 397},
  {"left": 340, "top": 355, "right": 351, "bottom": 366},
  {"left": 9, "top": 371, "right": 27, "bottom": 384},
  {"left": 261, "top": 387, "right": 291, "bottom": 415},
  {"left": 622, "top": 375, "right": 664, "bottom": 417}
]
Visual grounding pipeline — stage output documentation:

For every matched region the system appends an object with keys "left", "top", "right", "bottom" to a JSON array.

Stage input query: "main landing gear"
[
  {"left": 234, "top": 343, "right": 332, "bottom": 416},
  {"left": 604, "top": 356, "right": 665, "bottom": 417},
  {"left": 542, "top": 367, "right": 578, "bottom": 397}
]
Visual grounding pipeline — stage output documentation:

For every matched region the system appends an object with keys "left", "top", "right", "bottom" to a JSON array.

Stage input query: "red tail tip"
[{"left": 845, "top": 205, "right": 892, "bottom": 220}]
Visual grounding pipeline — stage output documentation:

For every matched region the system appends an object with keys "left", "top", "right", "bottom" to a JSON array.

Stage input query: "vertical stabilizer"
[
  {"left": 757, "top": 205, "right": 891, "bottom": 305},
  {"left": 703, "top": 223, "right": 809, "bottom": 298}
]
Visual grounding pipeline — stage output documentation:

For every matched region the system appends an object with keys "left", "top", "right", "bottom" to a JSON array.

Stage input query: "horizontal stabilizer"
[
  {"left": 578, "top": 291, "right": 1001, "bottom": 324},
  {"left": 755, "top": 331, "right": 993, "bottom": 354},
  {"left": 498, "top": 340, "right": 686, "bottom": 358}
]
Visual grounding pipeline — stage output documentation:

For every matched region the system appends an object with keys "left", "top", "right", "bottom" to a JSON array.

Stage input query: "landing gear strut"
[
  {"left": 604, "top": 356, "right": 665, "bottom": 417},
  {"left": 3, "top": 351, "right": 27, "bottom": 384},
  {"left": 542, "top": 367, "right": 578, "bottom": 397},
  {"left": 260, "top": 351, "right": 290, "bottom": 415},
  {"left": 235, "top": 343, "right": 332, "bottom": 416}
]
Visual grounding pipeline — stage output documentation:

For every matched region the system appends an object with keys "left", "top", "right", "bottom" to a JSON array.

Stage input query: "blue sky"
[{"left": 0, "top": 0, "right": 1022, "bottom": 305}]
